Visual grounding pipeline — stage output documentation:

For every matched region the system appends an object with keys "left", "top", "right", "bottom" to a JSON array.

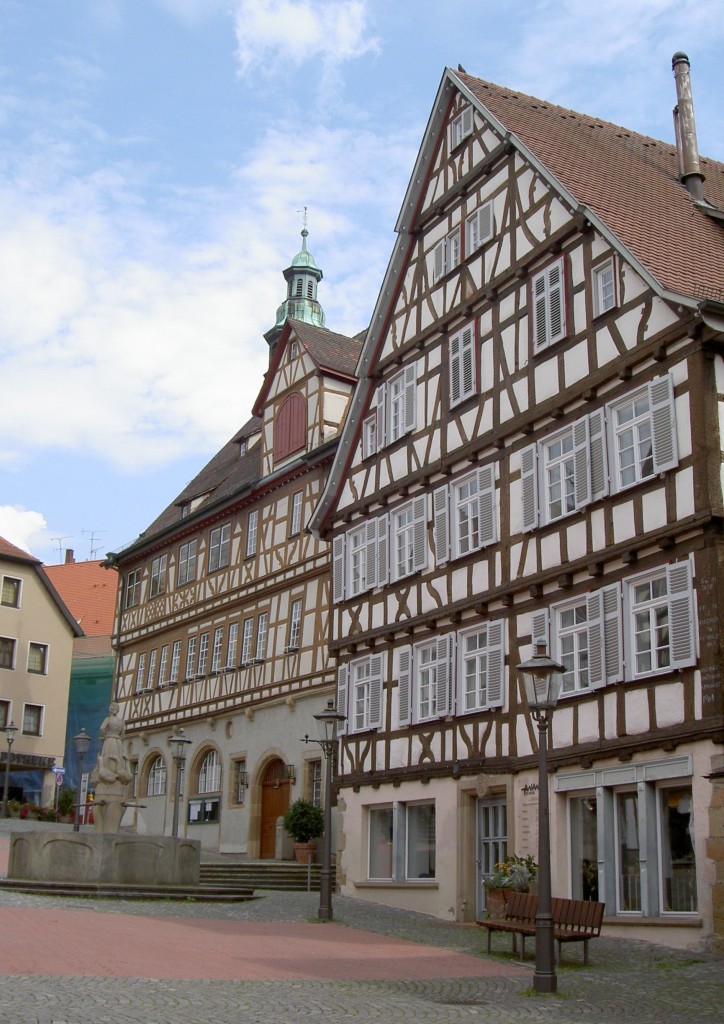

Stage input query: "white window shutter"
[
  {"left": 397, "top": 646, "right": 412, "bottom": 727},
  {"left": 461, "top": 104, "right": 473, "bottom": 138},
  {"left": 376, "top": 514, "right": 389, "bottom": 588},
  {"left": 477, "top": 464, "right": 497, "bottom": 546},
  {"left": 531, "top": 609, "right": 549, "bottom": 653},
  {"left": 602, "top": 583, "right": 623, "bottom": 684},
  {"left": 376, "top": 383, "right": 386, "bottom": 450},
  {"left": 479, "top": 201, "right": 493, "bottom": 244},
  {"left": 521, "top": 443, "right": 538, "bottom": 532},
  {"left": 573, "top": 414, "right": 592, "bottom": 508},
  {"left": 486, "top": 619, "right": 505, "bottom": 708},
  {"left": 586, "top": 589, "right": 606, "bottom": 689},
  {"left": 365, "top": 520, "right": 378, "bottom": 590},
  {"left": 448, "top": 230, "right": 461, "bottom": 271},
  {"left": 435, "top": 634, "right": 454, "bottom": 716},
  {"left": 649, "top": 374, "right": 679, "bottom": 474},
  {"left": 368, "top": 654, "right": 384, "bottom": 728},
  {"left": 532, "top": 271, "right": 549, "bottom": 350},
  {"left": 461, "top": 325, "right": 475, "bottom": 400},
  {"left": 547, "top": 258, "right": 566, "bottom": 344},
  {"left": 450, "top": 332, "right": 461, "bottom": 406},
  {"left": 588, "top": 408, "right": 609, "bottom": 502},
  {"left": 336, "top": 664, "right": 348, "bottom": 735},
  {"left": 411, "top": 495, "right": 427, "bottom": 572},
  {"left": 433, "top": 485, "right": 450, "bottom": 565},
  {"left": 667, "top": 561, "right": 696, "bottom": 668},
  {"left": 403, "top": 363, "right": 417, "bottom": 433},
  {"left": 332, "top": 535, "right": 346, "bottom": 604},
  {"left": 433, "top": 239, "right": 446, "bottom": 282}
]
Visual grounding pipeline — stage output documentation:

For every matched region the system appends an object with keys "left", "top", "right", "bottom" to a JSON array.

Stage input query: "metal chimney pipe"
[{"left": 672, "top": 52, "right": 705, "bottom": 200}]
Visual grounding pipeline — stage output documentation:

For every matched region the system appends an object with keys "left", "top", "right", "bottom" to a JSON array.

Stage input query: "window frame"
[
  {"left": 255, "top": 611, "right": 268, "bottom": 662},
  {"left": 0, "top": 636, "right": 17, "bottom": 671},
  {"left": 211, "top": 627, "right": 224, "bottom": 674},
  {"left": 290, "top": 490, "right": 303, "bottom": 537},
  {"left": 608, "top": 375, "right": 678, "bottom": 494},
  {"left": 593, "top": 255, "right": 617, "bottom": 318},
  {"left": 367, "top": 801, "right": 437, "bottom": 883},
  {"left": 240, "top": 618, "right": 254, "bottom": 666},
  {"left": 22, "top": 702, "right": 44, "bottom": 736},
  {"left": 457, "top": 620, "right": 506, "bottom": 714},
  {"left": 450, "top": 104, "right": 473, "bottom": 148},
  {"left": 149, "top": 554, "right": 167, "bottom": 599},
  {"left": 184, "top": 636, "right": 197, "bottom": 680},
  {"left": 465, "top": 200, "right": 494, "bottom": 253},
  {"left": 1, "top": 575, "right": 21, "bottom": 608},
  {"left": 624, "top": 562, "right": 696, "bottom": 679},
  {"left": 169, "top": 640, "right": 182, "bottom": 683},
  {"left": 226, "top": 622, "right": 238, "bottom": 668},
  {"left": 135, "top": 651, "right": 147, "bottom": 693},
  {"left": 147, "top": 755, "right": 167, "bottom": 797},
  {"left": 287, "top": 598, "right": 302, "bottom": 652},
  {"left": 125, "top": 568, "right": 141, "bottom": 608},
  {"left": 0, "top": 699, "right": 10, "bottom": 728},
  {"left": 198, "top": 749, "right": 221, "bottom": 794},
  {"left": 177, "top": 538, "right": 197, "bottom": 586},
  {"left": 531, "top": 255, "right": 567, "bottom": 352},
  {"left": 337, "top": 654, "right": 383, "bottom": 735},
  {"left": 197, "top": 632, "right": 209, "bottom": 676},
  {"left": 386, "top": 364, "right": 416, "bottom": 445},
  {"left": 449, "top": 323, "right": 477, "bottom": 408},
  {"left": 391, "top": 496, "right": 427, "bottom": 582},
  {"left": 246, "top": 509, "right": 259, "bottom": 558},
  {"left": 208, "top": 523, "right": 231, "bottom": 573}
]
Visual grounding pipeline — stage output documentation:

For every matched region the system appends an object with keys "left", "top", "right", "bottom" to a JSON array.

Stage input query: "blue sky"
[{"left": 1, "top": 0, "right": 722, "bottom": 565}]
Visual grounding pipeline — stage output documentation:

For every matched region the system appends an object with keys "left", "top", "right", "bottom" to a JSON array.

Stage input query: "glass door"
[{"left": 476, "top": 797, "right": 507, "bottom": 918}]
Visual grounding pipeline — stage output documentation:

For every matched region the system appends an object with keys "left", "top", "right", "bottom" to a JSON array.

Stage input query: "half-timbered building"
[
  {"left": 311, "top": 56, "right": 724, "bottom": 950},
  {"left": 107, "top": 232, "right": 362, "bottom": 856}
]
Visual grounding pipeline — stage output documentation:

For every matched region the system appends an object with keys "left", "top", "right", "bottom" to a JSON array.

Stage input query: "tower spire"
[{"left": 264, "top": 212, "right": 327, "bottom": 351}]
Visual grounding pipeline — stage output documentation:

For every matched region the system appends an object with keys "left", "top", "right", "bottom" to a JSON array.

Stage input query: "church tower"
[{"left": 264, "top": 221, "right": 327, "bottom": 351}]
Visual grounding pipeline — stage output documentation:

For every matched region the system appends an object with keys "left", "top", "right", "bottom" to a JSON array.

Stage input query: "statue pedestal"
[{"left": 8, "top": 832, "right": 200, "bottom": 887}]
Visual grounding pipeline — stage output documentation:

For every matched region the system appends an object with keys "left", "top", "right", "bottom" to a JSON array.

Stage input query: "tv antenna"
[
  {"left": 82, "top": 529, "right": 107, "bottom": 560},
  {"left": 51, "top": 536, "right": 73, "bottom": 564}
]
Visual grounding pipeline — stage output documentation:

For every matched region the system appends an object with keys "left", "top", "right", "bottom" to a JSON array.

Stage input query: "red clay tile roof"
[
  {"left": 44, "top": 560, "right": 118, "bottom": 636},
  {"left": 457, "top": 71, "right": 724, "bottom": 303},
  {"left": 291, "top": 320, "right": 363, "bottom": 376},
  {"left": 0, "top": 536, "right": 40, "bottom": 564}
]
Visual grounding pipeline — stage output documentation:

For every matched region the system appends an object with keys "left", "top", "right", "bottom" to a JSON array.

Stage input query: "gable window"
[
  {"left": 1, "top": 576, "right": 21, "bottom": 608},
  {"left": 246, "top": 510, "right": 258, "bottom": 557},
  {"left": 240, "top": 618, "right": 254, "bottom": 665},
  {"left": 211, "top": 627, "right": 224, "bottom": 674},
  {"left": 287, "top": 599, "right": 302, "bottom": 651},
  {"left": 274, "top": 392, "right": 306, "bottom": 462},
  {"left": 336, "top": 654, "right": 383, "bottom": 735},
  {"left": 609, "top": 375, "right": 678, "bottom": 492},
  {"left": 256, "top": 611, "right": 268, "bottom": 661},
  {"left": 458, "top": 621, "right": 505, "bottom": 713},
  {"left": 362, "top": 413, "right": 377, "bottom": 458},
  {"left": 388, "top": 364, "right": 417, "bottom": 444},
  {"left": 392, "top": 496, "right": 427, "bottom": 581},
  {"left": 135, "top": 652, "right": 147, "bottom": 692},
  {"left": 158, "top": 645, "right": 169, "bottom": 685},
  {"left": 197, "top": 632, "right": 209, "bottom": 676},
  {"left": 449, "top": 324, "right": 476, "bottom": 408},
  {"left": 125, "top": 568, "right": 141, "bottom": 608},
  {"left": 432, "top": 228, "right": 461, "bottom": 282},
  {"left": 170, "top": 640, "right": 182, "bottom": 682},
  {"left": 531, "top": 255, "right": 567, "bottom": 352},
  {"left": 450, "top": 104, "right": 473, "bottom": 148},
  {"left": 147, "top": 756, "right": 166, "bottom": 797},
  {"left": 466, "top": 201, "right": 494, "bottom": 253},
  {"left": 208, "top": 523, "right": 230, "bottom": 572},
  {"left": 593, "top": 256, "right": 617, "bottom": 317},
  {"left": 22, "top": 703, "right": 43, "bottom": 736},
  {"left": 626, "top": 562, "right": 695, "bottom": 678},
  {"left": 226, "top": 623, "right": 238, "bottom": 668},
  {"left": 149, "top": 555, "right": 167, "bottom": 598},
  {"left": 348, "top": 524, "right": 371, "bottom": 598},
  {"left": 434, "top": 465, "right": 497, "bottom": 564},
  {"left": 177, "top": 539, "right": 197, "bottom": 586},
  {"left": 0, "top": 637, "right": 17, "bottom": 670},
  {"left": 290, "top": 491, "right": 303, "bottom": 537},
  {"left": 184, "top": 636, "right": 197, "bottom": 680}
]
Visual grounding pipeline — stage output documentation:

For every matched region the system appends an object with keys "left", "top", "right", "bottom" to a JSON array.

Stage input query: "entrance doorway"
[
  {"left": 476, "top": 797, "right": 507, "bottom": 918},
  {"left": 260, "top": 758, "right": 292, "bottom": 859}
]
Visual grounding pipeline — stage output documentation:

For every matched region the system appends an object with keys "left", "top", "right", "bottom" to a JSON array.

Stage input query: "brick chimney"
[{"left": 65, "top": 549, "right": 75, "bottom": 564}]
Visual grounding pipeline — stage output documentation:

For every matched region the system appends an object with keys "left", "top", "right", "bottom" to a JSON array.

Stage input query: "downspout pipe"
[{"left": 672, "top": 52, "right": 705, "bottom": 201}]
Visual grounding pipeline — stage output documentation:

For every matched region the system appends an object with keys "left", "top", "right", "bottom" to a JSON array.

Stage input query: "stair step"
[
  {"left": 199, "top": 862, "right": 321, "bottom": 891},
  {"left": 0, "top": 878, "right": 257, "bottom": 902}
]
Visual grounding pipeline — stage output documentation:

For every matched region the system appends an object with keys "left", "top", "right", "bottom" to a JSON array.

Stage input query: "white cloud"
[
  {"left": 0, "top": 506, "right": 47, "bottom": 556},
  {"left": 231, "top": 0, "right": 379, "bottom": 77}
]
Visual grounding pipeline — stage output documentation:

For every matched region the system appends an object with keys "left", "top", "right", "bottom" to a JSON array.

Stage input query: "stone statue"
[{"left": 91, "top": 702, "right": 132, "bottom": 834}]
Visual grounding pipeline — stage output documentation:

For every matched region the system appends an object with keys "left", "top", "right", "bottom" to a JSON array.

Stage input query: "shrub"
[{"left": 282, "top": 799, "right": 324, "bottom": 842}]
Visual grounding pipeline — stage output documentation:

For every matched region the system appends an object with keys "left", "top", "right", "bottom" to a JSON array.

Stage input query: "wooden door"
[{"left": 260, "top": 759, "right": 291, "bottom": 859}]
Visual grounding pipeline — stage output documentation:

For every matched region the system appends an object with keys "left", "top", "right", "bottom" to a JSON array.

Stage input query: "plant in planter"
[
  {"left": 282, "top": 799, "right": 324, "bottom": 863},
  {"left": 57, "top": 787, "right": 76, "bottom": 821},
  {"left": 483, "top": 855, "right": 538, "bottom": 916}
]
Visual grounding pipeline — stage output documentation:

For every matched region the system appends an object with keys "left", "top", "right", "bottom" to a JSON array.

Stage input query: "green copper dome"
[{"left": 270, "top": 226, "right": 326, "bottom": 334}]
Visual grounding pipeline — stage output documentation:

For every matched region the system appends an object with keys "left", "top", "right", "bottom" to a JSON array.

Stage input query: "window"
[
  {"left": 660, "top": 787, "right": 697, "bottom": 912},
  {"left": 211, "top": 627, "right": 224, "bottom": 673},
  {"left": 432, "top": 228, "right": 461, "bottom": 282},
  {"left": 240, "top": 618, "right": 254, "bottom": 665},
  {"left": 275, "top": 392, "right": 306, "bottom": 461},
  {"left": 616, "top": 791, "right": 641, "bottom": 912},
  {"left": 177, "top": 539, "right": 197, "bottom": 586},
  {"left": 125, "top": 568, "right": 141, "bottom": 608},
  {"left": 208, "top": 523, "right": 230, "bottom": 572},
  {"left": 147, "top": 756, "right": 166, "bottom": 797},
  {"left": 255, "top": 612, "right": 268, "bottom": 661},
  {"left": 232, "top": 759, "right": 247, "bottom": 804},
  {"left": 188, "top": 797, "right": 220, "bottom": 824},
  {"left": 287, "top": 599, "right": 302, "bottom": 651},
  {"left": 146, "top": 649, "right": 158, "bottom": 689},
  {"left": 246, "top": 510, "right": 258, "bottom": 557},
  {"left": 450, "top": 104, "right": 473, "bottom": 147},
  {"left": 1, "top": 576, "right": 21, "bottom": 608},
  {"left": 349, "top": 525, "right": 371, "bottom": 597},
  {"left": 197, "top": 632, "right": 209, "bottom": 676},
  {"left": 570, "top": 797, "right": 599, "bottom": 901},
  {"left": 609, "top": 375, "right": 678, "bottom": 491},
  {"left": 0, "top": 700, "right": 9, "bottom": 728},
  {"left": 0, "top": 637, "right": 16, "bottom": 670},
  {"left": 290, "top": 491, "right": 303, "bottom": 536},
  {"left": 22, "top": 703, "right": 43, "bottom": 736},
  {"left": 557, "top": 602, "right": 590, "bottom": 693},
  {"left": 333, "top": 516, "right": 390, "bottom": 603},
  {"left": 627, "top": 564, "right": 696, "bottom": 678},
  {"left": 531, "top": 255, "right": 567, "bottom": 352},
  {"left": 593, "top": 256, "right": 617, "bottom": 317},
  {"left": 169, "top": 640, "right": 182, "bottom": 682},
  {"left": 392, "top": 496, "right": 426, "bottom": 581},
  {"left": 185, "top": 636, "right": 197, "bottom": 679},
  {"left": 458, "top": 621, "right": 505, "bottom": 713},
  {"left": 434, "top": 465, "right": 497, "bottom": 563},
  {"left": 415, "top": 638, "right": 452, "bottom": 722},
  {"left": 226, "top": 623, "right": 238, "bottom": 668},
  {"left": 362, "top": 414, "right": 377, "bottom": 459},
  {"left": 198, "top": 750, "right": 221, "bottom": 793},
  {"left": 135, "top": 652, "right": 146, "bottom": 692},
  {"left": 388, "top": 364, "right": 417, "bottom": 443},
  {"left": 337, "top": 654, "right": 383, "bottom": 734},
  {"left": 449, "top": 324, "right": 476, "bottom": 407},
  {"left": 368, "top": 802, "right": 436, "bottom": 881},
  {"left": 466, "top": 201, "right": 494, "bottom": 253},
  {"left": 130, "top": 760, "right": 139, "bottom": 799},
  {"left": 149, "top": 555, "right": 167, "bottom": 598},
  {"left": 536, "top": 585, "right": 622, "bottom": 691},
  {"left": 158, "top": 645, "right": 169, "bottom": 685},
  {"left": 307, "top": 758, "right": 322, "bottom": 807}
]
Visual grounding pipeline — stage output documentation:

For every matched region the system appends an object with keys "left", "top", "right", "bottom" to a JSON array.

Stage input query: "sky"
[{"left": 1, "top": 0, "right": 722, "bottom": 567}]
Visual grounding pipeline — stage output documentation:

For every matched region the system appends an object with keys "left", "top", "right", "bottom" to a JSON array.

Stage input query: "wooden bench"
[{"left": 478, "top": 891, "right": 605, "bottom": 965}]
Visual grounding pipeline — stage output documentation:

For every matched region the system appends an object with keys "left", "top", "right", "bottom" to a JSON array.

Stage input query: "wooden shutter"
[
  {"left": 649, "top": 374, "right": 679, "bottom": 474},
  {"left": 433, "top": 239, "right": 446, "bottom": 281},
  {"left": 411, "top": 495, "right": 427, "bottom": 572},
  {"left": 588, "top": 408, "right": 609, "bottom": 502},
  {"left": 450, "top": 331, "right": 462, "bottom": 406},
  {"left": 461, "top": 104, "right": 473, "bottom": 138},
  {"left": 397, "top": 646, "right": 412, "bottom": 727},
  {"left": 477, "top": 464, "right": 497, "bottom": 546},
  {"left": 435, "top": 634, "right": 454, "bottom": 717},
  {"left": 486, "top": 620, "right": 505, "bottom": 709},
  {"left": 332, "top": 535, "right": 345, "bottom": 604},
  {"left": 375, "top": 383, "right": 386, "bottom": 449},
  {"left": 403, "top": 363, "right": 417, "bottom": 433},
  {"left": 586, "top": 589, "right": 606, "bottom": 689},
  {"left": 336, "top": 664, "right": 348, "bottom": 736},
  {"left": 573, "top": 414, "right": 591, "bottom": 508},
  {"left": 602, "top": 583, "right": 623, "bottom": 684},
  {"left": 376, "top": 514, "right": 389, "bottom": 588},
  {"left": 521, "top": 443, "right": 538, "bottom": 532},
  {"left": 365, "top": 520, "right": 378, "bottom": 591},
  {"left": 433, "top": 485, "right": 450, "bottom": 564},
  {"left": 667, "top": 561, "right": 696, "bottom": 668},
  {"left": 449, "top": 324, "right": 475, "bottom": 405},
  {"left": 547, "top": 257, "right": 566, "bottom": 344},
  {"left": 532, "top": 270, "right": 549, "bottom": 351},
  {"left": 531, "top": 609, "right": 549, "bottom": 651},
  {"left": 468, "top": 202, "right": 493, "bottom": 251},
  {"left": 368, "top": 654, "right": 384, "bottom": 729}
]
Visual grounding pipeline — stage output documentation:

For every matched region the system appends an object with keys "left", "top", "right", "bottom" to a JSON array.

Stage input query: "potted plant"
[
  {"left": 57, "top": 787, "right": 75, "bottom": 822},
  {"left": 483, "top": 854, "right": 538, "bottom": 917},
  {"left": 282, "top": 798, "right": 324, "bottom": 863}
]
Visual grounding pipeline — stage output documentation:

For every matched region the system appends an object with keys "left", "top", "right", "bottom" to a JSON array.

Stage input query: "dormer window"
[
  {"left": 450, "top": 105, "right": 473, "bottom": 148},
  {"left": 239, "top": 438, "right": 247, "bottom": 457},
  {"left": 288, "top": 340, "right": 298, "bottom": 362}
]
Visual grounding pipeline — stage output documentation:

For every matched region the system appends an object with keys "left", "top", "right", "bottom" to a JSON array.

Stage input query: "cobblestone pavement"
[{"left": 0, "top": 823, "right": 721, "bottom": 1024}]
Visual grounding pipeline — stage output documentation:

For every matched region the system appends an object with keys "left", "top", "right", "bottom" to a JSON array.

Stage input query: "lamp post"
[
  {"left": 304, "top": 698, "right": 346, "bottom": 921},
  {"left": 517, "top": 641, "right": 565, "bottom": 994},
  {"left": 169, "top": 729, "right": 193, "bottom": 839},
  {"left": 2, "top": 722, "right": 18, "bottom": 817},
  {"left": 73, "top": 728, "right": 92, "bottom": 832}
]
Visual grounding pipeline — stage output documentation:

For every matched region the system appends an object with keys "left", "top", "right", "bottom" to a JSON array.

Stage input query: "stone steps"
[
  {"left": 0, "top": 878, "right": 257, "bottom": 901},
  {"left": 200, "top": 861, "right": 321, "bottom": 891}
]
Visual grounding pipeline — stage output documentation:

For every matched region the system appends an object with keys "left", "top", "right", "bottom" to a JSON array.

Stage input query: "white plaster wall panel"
[
  {"left": 534, "top": 358, "right": 560, "bottom": 404},
  {"left": 565, "top": 520, "right": 587, "bottom": 562},
  {"left": 471, "top": 559, "right": 490, "bottom": 596},
  {"left": 552, "top": 704, "right": 574, "bottom": 748},
  {"left": 675, "top": 466, "right": 696, "bottom": 521},
  {"left": 548, "top": 197, "right": 572, "bottom": 234},
  {"left": 511, "top": 379, "right": 529, "bottom": 420},
  {"left": 491, "top": 234, "right": 512, "bottom": 277},
  {"left": 479, "top": 402, "right": 495, "bottom": 435},
  {"left": 612, "top": 500, "right": 636, "bottom": 544},
  {"left": 642, "top": 487, "right": 668, "bottom": 533},
  {"left": 451, "top": 566, "right": 472, "bottom": 603},
  {"left": 447, "top": 420, "right": 464, "bottom": 452},
  {"left": 523, "top": 208, "right": 547, "bottom": 247},
  {"left": 389, "top": 737, "right": 407, "bottom": 769},
  {"left": 483, "top": 722, "right": 508, "bottom": 758},
  {"left": 594, "top": 325, "right": 622, "bottom": 367},
  {"left": 655, "top": 681, "right": 685, "bottom": 728},
  {"left": 516, "top": 716, "right": 535, "bottom": 758},
  {"left": 715, "top": 353, "right": 724, "bottom": 392},
  {"left": 564, "top": 339, "right": 589, "bottom": 389},
  {"left": 470, "top": 136, "right": 486, "bottom": 166},
  {"left": 577, "top": 701, "right": 601, "bottom": 744},
  {"left": 498, "top": 291, "right": 518, "bottom": 327},
  {"left": 624, "top": 687, "right": 650, "bottom": 735},
  {"left": 540, "top": 532, "right": 562, "bottom": 571},
  {"left": 587, "top": 507, "right": 605, "bottom": 550},
  {"left": 325, "top": 391, "right": 350, "bottom": 430},
  {"left": 674, "top": 391, "right": 692, "bottom": 461},
  {"left": 693, "top": 669, "right": 702, "bottom": 721}
]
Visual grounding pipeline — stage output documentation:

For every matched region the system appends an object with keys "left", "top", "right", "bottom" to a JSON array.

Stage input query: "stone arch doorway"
[{"left": 259, "top": 757, "right": 292, "bottom": 859}]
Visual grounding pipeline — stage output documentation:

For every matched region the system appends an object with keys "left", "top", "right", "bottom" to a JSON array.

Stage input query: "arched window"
[
  {"left": 147, "top": 756, "right": 167, "bottom": 797},
  {"left": 198, "top": 749, "right": 221, "bottom": 793},
  {"left": 274, "top": 392, "right": 306, "bottom": 462}
]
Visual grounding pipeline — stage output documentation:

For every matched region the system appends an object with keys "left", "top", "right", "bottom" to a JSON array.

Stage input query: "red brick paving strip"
[{"left": 0, "top": 906, "right": 526, "bottom": 982}]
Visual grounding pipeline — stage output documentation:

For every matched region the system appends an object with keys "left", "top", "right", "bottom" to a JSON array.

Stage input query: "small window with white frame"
[
  {"left": 337, "top": 654, "right": 383, "bottom": 734},
  {"left": 240, "top": 618, "right": 254, "bottom": 665},
  {"left": 226, "top": 622, "right": 238, "bottom": 668},
  {"left": 391, "top": 496, "right": 426, "bottom": 582},
  {"left": 135, "top": 651, "right": 147, "bottom": 692},
  {"left": 211, "top": 627, "right": 224, "bottom": 673},
  {"left": 362, "top": 413, "right": 377, "bottom": 459},
  {"left": 287, "top": 599, "right": 302, "bottom": 651},
  {"left": 255, "top": 611, "right": 268, "bottom": 661},
  {"left": 170, "top": 640, "right": 182, "bottom": 682},
  {"left": 593, "top": 256, "right": 617, "bottom": 317},
  {"left": 22, "top": 703, "right": 43, "bottom": 736},
  {"left": 290, "top": 491, "right": 303, "bottom": 537},
  {"left": 147, "top": 755, "right": 166, "bottom": 797},
  {"left": 466, "top": 201, "right": 494, "bottom": 253},
  {"left": 531, "top": 255, "right": 567, "bottom": 352},
  {"left": 27, "top": 642, "right": 48, "bottom": 675},
  {"left": 208, "top": 523, "right": 230, "bottom": 572},
  {"left": 246, "top": 509, "right": 259, "bottom": 557},
  {"left": 232, "top": 757, "right": 247, "bottom": 804},
  {"left": 197, "top": 632, "right": 209, "bottom": 676},
  {"left": 177, "top": 539, "right": 197, "bottom": 586},
  {"left": 625, "top": 562, "right": 696, "bottom": 678},
  {"left": 608, "top": 375, "right": 678, "bottom": 492},
  {"left": 449, "top": 323, "right": 476, "bottom": 408},
  {"left": 1, "top": 576, "right": 21, "bottom": 608},
  {"left": 184, "top": 636, "right": 197, "bottom": 680},
  {"left": 149, "top": 554, "right": 167, "bottom": 598},
  {"left": 146, "top": 648, "right": 158, "bottom": 688},
  {"left": 158, "top": 644, "right": 169, "bottom": 685},
  {"left": 388, "top": 364, "right": 416, "bottom": 443},
  {"left": 125, "top": 568, "right": 142, "bottom": 608},
  {"left": 457, "top": 620, "right": 505, "bottom": 714},
  {"left": 450, "top": 104, "right": 473, "bottom": 148},
  {"left": 432, "top": 228, "right": 461, "bottom": 282}
]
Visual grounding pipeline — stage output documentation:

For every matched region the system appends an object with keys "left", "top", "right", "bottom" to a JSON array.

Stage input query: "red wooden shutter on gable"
[{"left": 274, "top": 392, "right": 306, "bottom": 462}]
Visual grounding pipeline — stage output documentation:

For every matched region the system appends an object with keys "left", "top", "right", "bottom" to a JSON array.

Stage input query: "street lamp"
[
  {"left": 168, "top": 729, "right": 193, "bottom": 838},
  {"left": 2, "top": 722, "right": 18, "bottom": 817},
  {"left": 73, "top": 728, "right": 92, "bottom": 832},
  {"left": 517, "top": 641, "right": 565, "bottom": 994},
  {"left": 304, "top": 698, "right": 346, "bottom": 921}
]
